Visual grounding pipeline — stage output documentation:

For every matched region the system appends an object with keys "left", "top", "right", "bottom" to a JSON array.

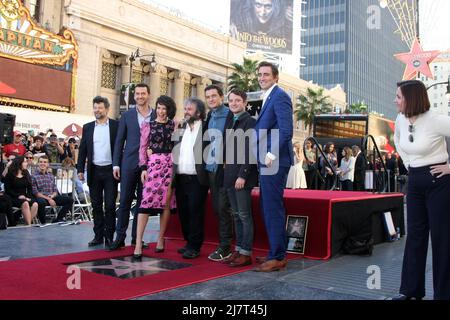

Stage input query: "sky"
[
  {"left": 419, "top": 0, "right": 450, "bottom": 50},
  {"left": 142, "top": 0, "right": 450, "bottom": 51}
]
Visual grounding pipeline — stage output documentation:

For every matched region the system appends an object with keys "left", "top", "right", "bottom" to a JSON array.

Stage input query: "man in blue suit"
[
  {"left": 253, "top": 61, "right": 294, "bottom": 272},
  {"left": 108, "top": 83, "right": 156, "bottom": 250}
]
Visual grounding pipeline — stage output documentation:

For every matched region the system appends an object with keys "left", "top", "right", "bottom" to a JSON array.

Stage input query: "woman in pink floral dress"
[{"left": 133, "top": 96, "right": 177, "bottom": 259}]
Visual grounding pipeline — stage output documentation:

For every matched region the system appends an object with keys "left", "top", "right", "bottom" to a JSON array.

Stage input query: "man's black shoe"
[
  {"left": 131, "top": 240, "right": 149, "bottom": 249},
  {"left": 105, "top": 238, "right": 114, "bottom": 247},
  {"left": 107, "top": 239, "right": 126, "bottom": 251},
  {"left": 182, "top": 249, "right": 200, "bottom": 259},
  {"left": 177, "top": 246, "right": 188, "bottom": 254},
  {"left": 88, "top": 238, "right": 104, "bottom": 247}
]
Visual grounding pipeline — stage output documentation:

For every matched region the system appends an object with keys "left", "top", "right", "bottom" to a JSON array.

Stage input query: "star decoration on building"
[
  {"left": 77, "top": 258, "right": 169, "bottom": 278},
  {"left": 394, "top": 38, "right": 440, "bottom": 80}
]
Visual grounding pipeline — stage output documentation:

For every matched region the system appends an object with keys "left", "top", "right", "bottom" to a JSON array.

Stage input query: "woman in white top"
[
  {"left": 393, "top": 80, "right": 450, "bottom": 301},
  {"left": 338, "top": 146, "right": 355, "bottom": 191},
  {"left": 286, "top": 142, "right": 307, "bottom": 189}
]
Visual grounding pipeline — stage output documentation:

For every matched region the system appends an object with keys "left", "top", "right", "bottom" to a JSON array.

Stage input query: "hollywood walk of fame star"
[
  {"left": 76, "top": 258, "right": 170, "bottom": 277},
  {"left": 394, "top": 38, "right": 440, "bottom": 80}
]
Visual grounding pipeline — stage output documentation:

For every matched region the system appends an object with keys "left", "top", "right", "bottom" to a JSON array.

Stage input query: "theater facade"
[{"left": 0, "top": 0, "right": 78, "bottom": 112}]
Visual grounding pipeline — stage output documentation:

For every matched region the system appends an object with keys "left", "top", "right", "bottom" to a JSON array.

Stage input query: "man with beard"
[{"left": 172, "top": 98, "right": 209, "bottom": 259}]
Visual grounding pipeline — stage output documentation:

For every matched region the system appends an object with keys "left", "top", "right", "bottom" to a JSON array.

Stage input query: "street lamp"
[
  {"left": 426, "top": 76, "right": 450, "bottom": 101},
  {"left": 128, "top": 48, "right": 157, "bottom": 84}
]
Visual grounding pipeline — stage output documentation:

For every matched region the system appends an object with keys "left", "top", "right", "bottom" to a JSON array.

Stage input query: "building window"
[
  {"left": 29, "top": 0, "right": 41, "bottom": 22},
  {"left": 101, "top": 62, "right": 117, "bottom": 90}
]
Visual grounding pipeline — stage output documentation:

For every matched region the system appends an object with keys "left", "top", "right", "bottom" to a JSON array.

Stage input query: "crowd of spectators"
[{"left": 0, "top": 129, "right": 81, "bottom": 229}]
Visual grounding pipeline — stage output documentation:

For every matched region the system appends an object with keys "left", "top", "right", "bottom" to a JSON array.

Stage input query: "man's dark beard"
[{"left": 186, "top": 113, "right": 200, "bottom": 125}]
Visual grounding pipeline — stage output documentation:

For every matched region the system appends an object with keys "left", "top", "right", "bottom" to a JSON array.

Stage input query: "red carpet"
[{"left": 0, "top": 240, "right": 299, "bottom": 300}]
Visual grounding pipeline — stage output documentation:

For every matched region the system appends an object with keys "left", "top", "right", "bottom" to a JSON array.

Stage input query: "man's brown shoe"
[
  {"left": 255, "top": 256, "right": 267, "bottom": 264},
  {"left": 253, "top": 259, "right": 287, "bottom": 272},
  {"left": 222, "top": 251, "right": 240, "bottom": 264},
  {"left": 229, "top": 255, "right": 252, "bottom": 267}
]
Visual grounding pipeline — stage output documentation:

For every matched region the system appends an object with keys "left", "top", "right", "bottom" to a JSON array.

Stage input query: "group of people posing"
[{"left": 76, "top": 61, "right": 294, "bottom": 272}]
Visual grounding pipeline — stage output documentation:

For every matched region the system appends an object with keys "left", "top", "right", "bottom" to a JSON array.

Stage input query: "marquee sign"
[{"left": 0, "top": 0, "right": 78, "bottom": 66}]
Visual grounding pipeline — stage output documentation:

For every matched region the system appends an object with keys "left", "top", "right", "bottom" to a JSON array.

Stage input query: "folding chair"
[{"left": 72, "top": 183, "right": 93, "bottom": 221}]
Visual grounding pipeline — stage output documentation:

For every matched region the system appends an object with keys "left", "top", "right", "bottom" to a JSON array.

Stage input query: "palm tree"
[
  {"left": 294, "top": 87, "right": 333, "bottom": 136},
  {"left": 227, "top": 57, "right": 260, "bottom": 92},
  {"left": 346, "top": 101, "right": 368, "bottom": 114}
]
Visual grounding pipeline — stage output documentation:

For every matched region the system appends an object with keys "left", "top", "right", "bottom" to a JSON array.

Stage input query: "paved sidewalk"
[{"left": 0, "top": 216, "right": 433, "bottom": 300}]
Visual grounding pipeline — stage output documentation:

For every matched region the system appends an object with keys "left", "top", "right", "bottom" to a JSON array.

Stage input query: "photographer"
[
  {"left": 30, "top": 136, "right": 46, "bottom": 155},
  {"left": 43, "top": 133, "right": 65, "bottom": 164},
  {"left": 63, "top": 137, "right": 79, "bottom": 163}
]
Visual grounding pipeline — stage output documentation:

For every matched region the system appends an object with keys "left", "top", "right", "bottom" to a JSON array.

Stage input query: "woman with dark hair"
[
  {"left": 3, "top": 156, "right": 39, "bottom": 225},
  {"left": 319, "top": 142, "right": 338, "bottom": 190},
  {"left": 393, "top": 80, "right": 450, "bottom": 300},
  {"left": 133, "top": 95, "right": 177, "bottom": 259}
]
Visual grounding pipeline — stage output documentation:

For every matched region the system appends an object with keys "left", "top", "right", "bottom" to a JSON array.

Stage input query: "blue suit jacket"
[
  {"left": 113, "top": 108, "right": 156, "bottom": 171},
  {"left": 254, "top": 85, "right": 294, "bottom": 168}
]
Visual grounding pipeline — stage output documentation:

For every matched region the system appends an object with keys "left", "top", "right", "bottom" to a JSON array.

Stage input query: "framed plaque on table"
[{"left": 286, "top": 215, "right": 308, "bottom": 254}]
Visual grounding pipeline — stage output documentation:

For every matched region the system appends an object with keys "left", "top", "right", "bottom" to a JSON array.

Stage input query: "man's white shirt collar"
[{"left": 262, "top": 83, "right": 277, "bottom": 103}]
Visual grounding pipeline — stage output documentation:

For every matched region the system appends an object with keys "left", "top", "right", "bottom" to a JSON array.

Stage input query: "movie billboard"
[{"left": 230, "top": 0, "right": 294, "bottom": 54}]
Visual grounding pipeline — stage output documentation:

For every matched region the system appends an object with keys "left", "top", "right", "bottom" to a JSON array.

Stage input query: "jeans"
[
  {"left": 36, "top": 195, "right": 73, "bottom": 223},
  {"left": 208, "top": 171, "right": 233, "bottom": 250},
  {"left": 227, "top": 187, "right": 254, "bottom": 256}
]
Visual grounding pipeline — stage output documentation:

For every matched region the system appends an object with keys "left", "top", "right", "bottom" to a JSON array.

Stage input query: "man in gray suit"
[{"left": 108, "top": 83, "right": 156, "bottom": 250}]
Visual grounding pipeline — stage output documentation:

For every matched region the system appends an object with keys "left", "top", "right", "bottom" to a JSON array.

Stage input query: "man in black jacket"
[
  {"left": 352, "top": 145, "right": 366, "bottom": 191},
  {"left": 222, "top": 90, "right": 258, "bottom": 267},
  {"left": 172, "top": 98, "right": 209, "bottom": 259},
  {"left": 77, "top": 96, "right": 119, "bottom": 247}
]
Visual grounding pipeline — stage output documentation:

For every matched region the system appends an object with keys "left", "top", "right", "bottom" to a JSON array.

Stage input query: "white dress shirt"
[
  {"left": 93, "top": 120, "right": 112, "bottom": 166},
  {"left": 177, "top": 121, "right": 201, "bottom": 175},
  {"left": 261, "top": 83, "right": 278, "bottom": 161},
  {"left": 394, "top": 111, "right": 450, "bottom": 168}
]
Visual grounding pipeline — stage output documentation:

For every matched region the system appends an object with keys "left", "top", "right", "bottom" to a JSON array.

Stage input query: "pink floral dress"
[{"left": 138, "top": 120, "right": 176, "bottom": 214}]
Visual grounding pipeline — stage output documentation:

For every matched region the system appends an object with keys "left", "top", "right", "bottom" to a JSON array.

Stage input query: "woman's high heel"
[
  {"left": 155, "top": 239, "right": 165, "bottom": 253},
  {"left": 133, "top": 252, "right": 143, "bottom": 261}
]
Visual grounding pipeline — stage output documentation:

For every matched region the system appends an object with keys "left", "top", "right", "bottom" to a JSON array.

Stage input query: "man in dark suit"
[
  {"left": 253, "top": 61, "right": 294, "bottom": 272},
  {"left": 109, "top": 83, "right": 156, "bottom": 250},
  {"left": 77, "top": 96, "right": 119, "bottom": 247},
  {"left": 172, "top": 98, "right": 209, "bottom": 259},
  {"left": 352, "top": 145, "right": 366, "bottom": 191}
]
